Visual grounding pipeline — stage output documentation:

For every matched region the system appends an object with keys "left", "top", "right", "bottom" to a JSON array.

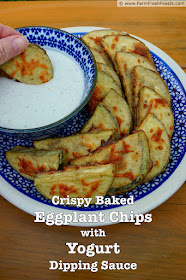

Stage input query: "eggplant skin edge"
[{"left": 107, "top": 131, "right": 150, "bottom": 195}]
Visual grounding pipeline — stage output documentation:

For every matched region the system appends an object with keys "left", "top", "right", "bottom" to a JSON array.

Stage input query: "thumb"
[{"left": 0, "top": 35, "right": 28, "bottom": 65}]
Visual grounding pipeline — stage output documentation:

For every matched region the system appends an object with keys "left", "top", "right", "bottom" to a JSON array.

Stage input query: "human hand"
[{"left": 0, "top": 24, "right": 28, "bottom": 65}]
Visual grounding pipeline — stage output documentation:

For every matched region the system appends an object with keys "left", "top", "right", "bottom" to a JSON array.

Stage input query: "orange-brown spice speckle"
[
  {"left": 156, "top": 160, "right": 160, "bottom": 167},
  {"left": 58, "top": 183, "right": 78, "bottom": 197},
  {"left": 18, "top": 157, "right": 46, "bottom": 178},
  {"left": 109, "top": 146, "right": 123, "bottom": 163},
  {"left": 155, "top": 146, "right": 163, "bottom": 150},
  {"left": 151, "top": 128, "right": 163, "bottom": 142},
  {"left": 97, "top": 62, "right": 102, "bottom": 69},
  {"left": 72, "top": 152, "right": 83, "bottom": 158},
  {"left": 154, "top": 98, "right": 166, "bottom": 109},
  {"left": 111, "top": 44, "right": 115, "bottom": 50},
  {"left": 115, "top": 171, "right": 135, "bottom": 181},
  {"left": 50, "top": 190, "right": 55, "bottom": 195},
  {"left": 116, "top": 116, "right": 124, "bottom": 127},
  {"left": 113, "top": 106, "right": 118, "bottom": 112},
  {"left": 122, "top": 141, "right": 134, "bottom": 153},
  {"left": 89, "top": 86, "right": 102, "bottom": 114},
  {"left": 51, "top": 185, "right": 57, "bottom": 191},
  {"left": 89, "top": 36, "right": 102, "bottom": 46},
  {"left": 10, "top": 52, "right": 49, "bottom": 83},
  {"left": 80, "top": 179, "right": 102, "bottom": 197},
  {"left": 81, "top": 179, "right": 89, "bottom": 186},
  {"left": 82, "top": 141, "right": 94, "bottom": 150},
  {"left": 86, "top": 180, "right": 102, "bottom": 198}
]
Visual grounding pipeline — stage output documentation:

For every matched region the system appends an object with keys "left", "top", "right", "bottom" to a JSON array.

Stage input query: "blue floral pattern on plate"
[{"left": 0, "top": 30, "right": 185, "bottom": 211}]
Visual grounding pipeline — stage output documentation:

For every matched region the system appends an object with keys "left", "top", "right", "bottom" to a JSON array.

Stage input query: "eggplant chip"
[
  {"left": 97, "top": 62, "right": 122, "bottom": 89},
  {"left": 81, "top": 103, "right": 120, "bottom": 139},
  {"left": 137, "top": 87, "right": 174, "bottom": 139},
  {"left": 81, "top": 29, "right": 126, "bottom": 53},
  {"left": 34, "top": 164, "right": 115, "bottom": 204},
  {"left": 0, "top": 43, "right": 53, "bottom": 84},
  {"left": 133, "top": 66, "right": 171, "bottom": 111},
  {"left": 101, "top": 34, "right": 154, "bottom": 73},
  {"left": 138, "top": 113, "right": 170, "bottom": 182},
  {"left": 90, "top": 48, "right": 113, "bottom": 68},
  {"left": 89, "top": 69, "right": 123, "bottom": 114},
  {"left": 116, "top": 52, "right": 157, "bottom": 118},
  {"left": 71, "top": 131, "right": 150, "bottom": 195},
  {"left": 102, "top": 89, "right": 132, "bottom": 135},
  {"left": 6, "top": 146, "right": 64, "bottom": 180},
  {"left": 34, "top": 130, "right": 114, "bottom": 165}
]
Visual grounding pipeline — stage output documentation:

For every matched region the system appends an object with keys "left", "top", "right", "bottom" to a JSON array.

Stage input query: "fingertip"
[{"left": 13, "top": 36, "right": 29, "bottom": 54}]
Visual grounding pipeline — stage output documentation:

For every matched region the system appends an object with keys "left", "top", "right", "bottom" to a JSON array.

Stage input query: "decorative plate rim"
[{"left": 0, "top": 26, "right": 185, "bottom": 227}]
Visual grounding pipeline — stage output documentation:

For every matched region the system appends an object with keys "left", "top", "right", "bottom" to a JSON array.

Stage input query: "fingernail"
[{"left": 13, "top": 36, "right": 28, "bottom": 53}]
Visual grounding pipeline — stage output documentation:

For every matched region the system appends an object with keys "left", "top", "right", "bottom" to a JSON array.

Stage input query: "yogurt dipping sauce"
[{"left": 0, "top": 48, "right": 84, "bottom": 129}]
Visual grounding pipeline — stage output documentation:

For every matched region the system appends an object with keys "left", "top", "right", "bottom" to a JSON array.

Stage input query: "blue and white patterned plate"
[{"left": 0, "top": 27, "right": 185, "bottom": 226}]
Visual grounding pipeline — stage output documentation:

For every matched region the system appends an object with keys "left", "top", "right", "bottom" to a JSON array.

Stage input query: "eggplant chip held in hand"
[{"left": 0, "top": 43, "right": 53, "bottom": 84}]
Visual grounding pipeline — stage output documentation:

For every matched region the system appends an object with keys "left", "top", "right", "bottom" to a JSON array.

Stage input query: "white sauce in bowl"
[{"left": 0, "top": 48, "right": 84, "bottom": 129}]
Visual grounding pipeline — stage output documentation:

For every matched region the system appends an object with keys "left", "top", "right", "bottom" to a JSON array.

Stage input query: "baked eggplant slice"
[
  {"left": 89, "top": 69, "right": 123, "bottom": 114},
  {"left": 133, "top": 66, "right": 171, "bottom": 111},
  {"left": 137, "top": 87, "right": 174, "bottom": 138},
  {"left": 71, "top": 131, "right": 150, "bottom": 195},
  {"left": 90, "top": 48, "right": 113, "bottom": 67},
  {"left": 101, "top": 34, "right": 154, "bottom": 73},
  {"left": 81, "top": 29, "right": 126, "bottom": 53},
  {"left": 34, "top": 130, "right": 114, "bottom": 165},
  {"left": 102, "top": 89, "right": 132, "bottom": 135},
  {"left": 97, "top": 62, "right": 122, "bottom": 89},
  {"left": 138, "top": 113, "right": 170, "bottom": 182},
  {"left": 81, "top": 103, "right": 120, "bottom": 139},
  {"left": 0, "top": 43, "right": 53, "bottom": 84},
  {"left": 116, "top": 52, "right": 157, "bottom": 118},
  {"left": 34, "top": 164, "right": 115, "bottom": 204},
  {"left": 6, "top": 147, "right": 64, "bottom": 180}
]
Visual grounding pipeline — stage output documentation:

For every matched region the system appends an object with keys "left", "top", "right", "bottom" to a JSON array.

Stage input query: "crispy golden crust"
[
  {"left": 0, "top": 43, "right": 53, "bottom": 84},
  {"left": 34, "top": 164, "right": 115, "bottom": 204},
  {"left": 71, "top": 131, "right": 150, "bottom": 194},
  {"left": 34, "top": 130, "right": 114, "bottom": 165},
  {"left": 101, "top": 34, "right": 154, "bottom": 73},
  {"left": 89, "top": 48, "right": 113, "bottom": 68},
  {"left": 133, "top": 65, "right": 171, "bottom": 108},
  {"left": 97, "top": 62, "right": 121, "bottom": 89},
  {"left": 116, "top": 52, "right": 157, "bottom": 118},
  {"left": 81, "top": 29, "right": 127, "bottom": 53},
  {"left": 89, "top": 69, "right": 123, "bottom": 114},
  {"left": 138, "top": 113, "right": 170, "bottom": 182},
  {"left": 137, "top": 87, "right": 174, "bottom": 139},
  {"left": 81, "top": 103, "right": 120, "bottom": 139},
  {"left": 102, "top": 89, "right": 132, "bottom": 136},
  {"left": 6, "top": 146, "right": 63, "bottom": 180}
]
